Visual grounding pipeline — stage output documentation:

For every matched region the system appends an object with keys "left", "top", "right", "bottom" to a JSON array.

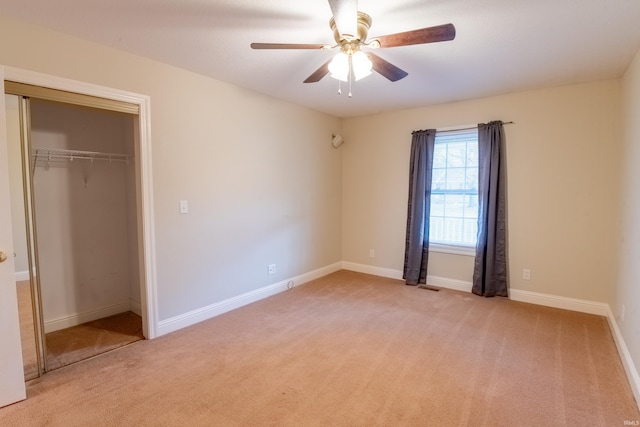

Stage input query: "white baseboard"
[
  {"left": 340, "top": 262, "right": 403, "bottom": 280},
  {"left": 509, "top": 289, "right": 609, "bottom": 316},
  {"left": 606, "top": 306, "right": 640, "bottom": 411},
  {"left": 15, "top": 270, "right": 31, "bottom": 282},
  {"left": 156, "top": 262, "right": 343, "bottom": 337},
  {"left": 129, "top": 299, "right": 142, "bottom": 317},
  {"left": 426, "top": 276, "right": 473, "bottom": 293},
  {"left": 44, "top": 301, "right": 132, "bottom": 333}
]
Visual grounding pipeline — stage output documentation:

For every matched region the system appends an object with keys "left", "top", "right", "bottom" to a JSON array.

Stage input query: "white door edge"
[{"left": 0, "top": 69, "right": 27, "bottom": 408}]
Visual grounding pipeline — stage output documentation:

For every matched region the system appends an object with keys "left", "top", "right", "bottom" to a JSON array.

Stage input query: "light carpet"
[{"left": 1, "top": 270, "right": 638, "bottom": 426}]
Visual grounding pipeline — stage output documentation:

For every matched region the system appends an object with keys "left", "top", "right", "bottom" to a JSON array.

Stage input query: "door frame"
[{"left": 1, "top": 65, "right": 159, "bottom": 340}]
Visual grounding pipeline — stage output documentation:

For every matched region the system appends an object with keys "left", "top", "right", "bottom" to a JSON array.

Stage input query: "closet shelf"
[{"left": 32, "top": 148, "right": 133, "bottom": 164}]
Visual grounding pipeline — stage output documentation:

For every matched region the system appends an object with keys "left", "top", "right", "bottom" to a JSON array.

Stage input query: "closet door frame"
[
  {"left": 2, "top": 65, "right": 159, "bottom": 340},
  {"left": 0, "top": 77, "right": 27, "bottom": 408}
]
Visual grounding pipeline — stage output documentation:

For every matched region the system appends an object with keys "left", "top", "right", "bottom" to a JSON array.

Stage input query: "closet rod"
[{"left": 32, "top": 148, "right": 132, "bottom": 164}]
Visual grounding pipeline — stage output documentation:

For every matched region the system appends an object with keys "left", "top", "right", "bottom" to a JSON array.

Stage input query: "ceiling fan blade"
[
  {"left": 251, "top": 43, "right": 327, "bottom": 50},
  {"left": 303, "top": 60, "right": 332, "bottom": 83},
  {"left": 328, "top": 0, "right": 358, "bottom": 38},
  {"left": 369, "top": 53, "right": 408, "bottom": 82},
  {"left": 373, "top": 23, "right": 456, "bottom": 48}
]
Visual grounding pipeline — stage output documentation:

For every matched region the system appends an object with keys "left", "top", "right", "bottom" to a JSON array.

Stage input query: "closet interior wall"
[{"left": 30, "top": 99, "right": 139, "bottom": 332}]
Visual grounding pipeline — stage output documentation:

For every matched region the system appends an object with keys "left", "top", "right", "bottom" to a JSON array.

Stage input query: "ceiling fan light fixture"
[
  {"left": 328, "top": 51, "right": 349, "bottom": 82},
  {"left": 328, "top": 50, "right": 372, "bottom": 83},
  {"left": 352, "top": 51, "right": 372, "bottom": 81}
]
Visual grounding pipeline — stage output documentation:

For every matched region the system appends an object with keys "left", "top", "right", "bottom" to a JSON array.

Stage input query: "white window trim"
[
  {"left": 429, "top": 242, "right": 476, "bottom": 257},
  {"left": 430, "top": 129, "right": 479, "bottom": 250}
]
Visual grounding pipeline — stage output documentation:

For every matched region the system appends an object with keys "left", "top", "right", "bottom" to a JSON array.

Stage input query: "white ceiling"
[{"left": 1, "top": 0, "right": 639, "bottom": 118}]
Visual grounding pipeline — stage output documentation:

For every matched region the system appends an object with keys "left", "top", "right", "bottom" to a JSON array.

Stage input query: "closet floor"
[{"left": 45, "top": 311, "right": 143, "bottom": 371}]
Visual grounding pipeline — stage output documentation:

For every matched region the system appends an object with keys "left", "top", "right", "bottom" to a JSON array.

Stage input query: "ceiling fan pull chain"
[
  {"left": 338, "top": 80, "right": 342, "bottom": 95},
  {"left": 348, "top": 54, "right": 353, "bottom": 98}
]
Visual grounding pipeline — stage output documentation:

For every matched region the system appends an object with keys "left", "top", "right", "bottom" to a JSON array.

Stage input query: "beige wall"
[
  {"left": 0, "top": 14, "right": 343, "bottom": 321},
  {"left": 616, "top": 47, "right": 640, "bottom": 376},
  {"left": 342, "top": 80, "right": 621, "bottom": 303}
]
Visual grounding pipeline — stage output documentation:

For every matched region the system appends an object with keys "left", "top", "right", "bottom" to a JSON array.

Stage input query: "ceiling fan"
[{"left": 250, "top": 0, "right": 456, "bottom": 86}]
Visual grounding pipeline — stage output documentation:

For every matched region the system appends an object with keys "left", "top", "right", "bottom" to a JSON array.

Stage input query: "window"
[{"left": 429, "top": 129, "right": 478, "bottom": 248}]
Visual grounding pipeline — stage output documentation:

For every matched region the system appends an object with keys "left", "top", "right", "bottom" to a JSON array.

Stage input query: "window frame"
[
  {"left": 428, "top": 128, "right": 479, "bottom": 256},
  {"left": 429, "top": 242, "right": 476, "bottom": 257}
]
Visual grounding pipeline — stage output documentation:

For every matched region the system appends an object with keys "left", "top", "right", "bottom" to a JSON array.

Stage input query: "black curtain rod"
[{"left": 413, "top": 121, "right": 515, "bottom": 135}]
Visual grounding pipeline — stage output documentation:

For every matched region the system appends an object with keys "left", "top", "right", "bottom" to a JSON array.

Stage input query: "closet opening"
[{"left": 5, "top": 81, "right": 150, "bottom": 379}]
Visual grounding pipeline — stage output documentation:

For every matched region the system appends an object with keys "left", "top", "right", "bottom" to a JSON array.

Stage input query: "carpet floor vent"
[{"left": 417, "top": 284, "right": 440, "bottom": 291}]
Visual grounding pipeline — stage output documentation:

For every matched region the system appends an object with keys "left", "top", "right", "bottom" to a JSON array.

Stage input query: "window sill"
[{"left": 429, "top": 243, "right": 476, "bottom": 257}]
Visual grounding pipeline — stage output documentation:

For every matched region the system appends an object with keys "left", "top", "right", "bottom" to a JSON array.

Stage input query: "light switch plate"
[{"left": 179, "top": 200, "right": 189, "bottom": 214}]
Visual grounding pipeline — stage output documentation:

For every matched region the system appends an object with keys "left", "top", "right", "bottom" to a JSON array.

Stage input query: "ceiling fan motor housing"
[{"left": 330, "top": 11, "right": 372, "bottom": 44}]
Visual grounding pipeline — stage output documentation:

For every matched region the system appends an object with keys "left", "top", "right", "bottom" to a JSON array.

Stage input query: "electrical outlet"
[
  {"left": 179, "top": 200, "right": 189, "bottom": 214},
  {"left": 522, "top": 269, "right": 531, "bottom": 280},
  {"left": 369, "top": 249, "right": 375, "bottom": 258},
  {"left": 268, "top": 264, "right": 276, "bottom": 275}
]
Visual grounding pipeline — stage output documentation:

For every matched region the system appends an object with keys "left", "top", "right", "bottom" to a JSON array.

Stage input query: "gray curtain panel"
[
  {"left": 403, "top": 129, "right": 436, "bottom": 285},
  {"left": 472, "top": 121, "right": 508, "bottom": 297}
]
